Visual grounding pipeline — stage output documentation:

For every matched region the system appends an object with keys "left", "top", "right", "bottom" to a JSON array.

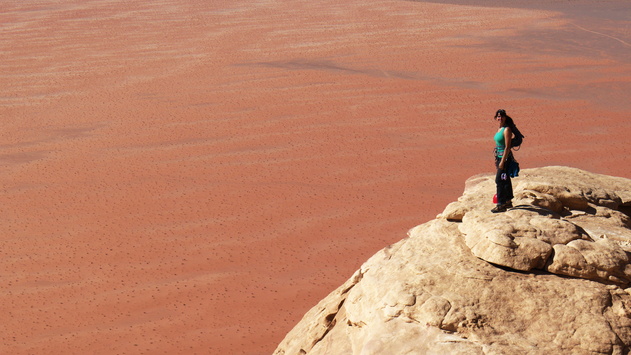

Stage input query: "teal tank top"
[{"left": 494, "top": 127, "right": 506, "bottom": 157}]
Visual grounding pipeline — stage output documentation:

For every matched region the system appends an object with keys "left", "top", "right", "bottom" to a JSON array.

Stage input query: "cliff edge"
[{"left": 274, "top": 166, "right": 631, "bottom": 354}]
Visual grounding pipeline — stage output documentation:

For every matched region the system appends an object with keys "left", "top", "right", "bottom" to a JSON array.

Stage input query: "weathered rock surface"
[
  {"left": 446, "top": 166, "right": 631, "bottom": 285},
  {"left": 274, "top": 167, "right": 631, "bottom": 354}
]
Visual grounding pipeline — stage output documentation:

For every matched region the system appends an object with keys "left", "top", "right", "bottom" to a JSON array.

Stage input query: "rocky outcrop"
[
  {"left": 274, "top": 166, "right": 631, "bottom": 354},
  {"left": 443, "top": 166, "right": 631, "bottom": 285}
]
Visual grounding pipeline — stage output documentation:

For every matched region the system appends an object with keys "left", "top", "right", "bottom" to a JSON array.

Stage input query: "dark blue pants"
[{"left": 495, "top": 156, "right": 514, "bottom": 205}]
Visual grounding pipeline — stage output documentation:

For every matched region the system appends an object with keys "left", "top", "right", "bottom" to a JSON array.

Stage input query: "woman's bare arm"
[{"left": 499, "top": 126, "right": 512, "bottom": 170}]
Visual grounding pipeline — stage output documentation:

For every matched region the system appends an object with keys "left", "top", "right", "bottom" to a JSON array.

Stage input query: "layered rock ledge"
[{"left": 274, "top": 166, "right": 631, "bottom": 354}]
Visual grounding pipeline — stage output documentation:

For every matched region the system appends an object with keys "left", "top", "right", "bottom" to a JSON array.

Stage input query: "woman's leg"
[
  {"left": 504, "top": 156, "right": 514, "bottom": 204},
  {"left": 495, "top": 168, "right": 508, "bottom": 205},
  {"left": 495, "top": 168, "right": 513, "bottom": 208},
  {"left": 505, "top": 174, "right": 513, "bottom": 204}
]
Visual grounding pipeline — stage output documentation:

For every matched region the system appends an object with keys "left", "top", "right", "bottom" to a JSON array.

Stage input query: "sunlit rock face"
[{"left": 275, "top": 167, "right": 631, "bottom": 355}]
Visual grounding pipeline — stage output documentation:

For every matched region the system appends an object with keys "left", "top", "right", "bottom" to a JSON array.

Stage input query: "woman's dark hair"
[
  {"left": 496, "top": 109, "right": 524, "bottom": 148},
  {"left": 495, "top": 109, "right": 514, "bottom": 128}
]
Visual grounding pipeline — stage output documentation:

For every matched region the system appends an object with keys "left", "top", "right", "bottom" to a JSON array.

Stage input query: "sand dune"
[{"left": 1, "top": 0, "right": 630, "bottom": 353}]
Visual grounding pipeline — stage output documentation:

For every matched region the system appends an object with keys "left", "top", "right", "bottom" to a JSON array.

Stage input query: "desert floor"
[{"left": 1, "top": 0, "right": 630, "bottom": 353}]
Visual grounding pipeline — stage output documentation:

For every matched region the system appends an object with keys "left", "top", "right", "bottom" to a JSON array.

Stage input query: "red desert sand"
[{"left": 1, "top": 0, "right": 630, "bottom": 353}]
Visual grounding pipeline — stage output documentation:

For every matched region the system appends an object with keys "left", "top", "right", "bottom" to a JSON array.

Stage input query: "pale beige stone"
[
  {"left": 275, "top": 167, "right": 631, "bottom": 354},
  {"left": 438, "top": 201, "right": 468, "bottom": 221},
  {"left": 546, "top": 243, "right": 597, "bottom": 279}
]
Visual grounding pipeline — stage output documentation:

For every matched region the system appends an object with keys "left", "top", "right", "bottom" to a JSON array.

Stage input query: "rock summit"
[{"left": 275, "top": 166, "right": 631, "bottom": 354}]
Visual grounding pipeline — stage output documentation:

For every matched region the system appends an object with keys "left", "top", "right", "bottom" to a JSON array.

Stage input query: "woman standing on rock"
[{"left": 492, "top": 109, "right": 520, "bottom": 213}]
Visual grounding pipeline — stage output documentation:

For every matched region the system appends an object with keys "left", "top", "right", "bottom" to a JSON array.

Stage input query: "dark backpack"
[{"left": 510, "top": 124, "right": 524, "bottom": 150}]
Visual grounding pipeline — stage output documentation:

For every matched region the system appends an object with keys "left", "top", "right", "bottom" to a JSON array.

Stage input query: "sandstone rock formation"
[{"left": 275, "top": 166, "right": 631, "bottom": 354}]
